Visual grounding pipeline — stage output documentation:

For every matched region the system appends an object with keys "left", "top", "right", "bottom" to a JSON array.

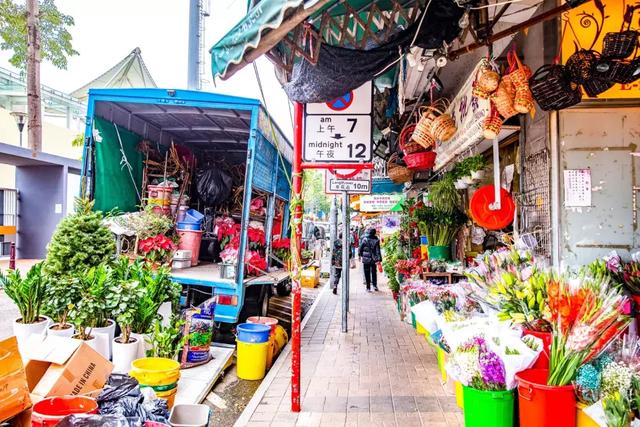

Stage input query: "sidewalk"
[{"left": 240, "top": 266, "right": 462, "bottom": 427}]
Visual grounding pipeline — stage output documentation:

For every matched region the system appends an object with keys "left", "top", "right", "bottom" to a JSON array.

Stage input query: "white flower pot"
[
  {"left": 72, "top": 334, "right": 98, "bottom": 351},
  {"left": 130, "top": 332, "right": 151, "bottom": 359},
  {"left": 13, "top": 316, "right": 50, "bottom": 353},
  {"left": 463, "top": 176, "right": 474, "bottom": 185},
  {"left": 48, "top": 323, "right": 75, "bottom": 338},
  {"left": 455, "top": 179, "right": 468, "bottom": 189},
  {"left": 93, "top": 319, "right": 116, "bottom": 360},
  {"left": 112, "top": 336, "right": 139, "bottom": 374},
  {"left": 471, "top": 170, "right": 485, "bottom": 180}
]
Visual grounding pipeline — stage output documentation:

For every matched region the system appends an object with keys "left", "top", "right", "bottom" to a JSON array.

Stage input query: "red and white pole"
[{"left": 291, "top": 102, "right": 304, "bottom": 412}]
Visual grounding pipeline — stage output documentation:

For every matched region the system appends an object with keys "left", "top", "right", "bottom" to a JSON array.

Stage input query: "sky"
[{"left": 0, "top": 0, "right": 294, "bottom": 139}]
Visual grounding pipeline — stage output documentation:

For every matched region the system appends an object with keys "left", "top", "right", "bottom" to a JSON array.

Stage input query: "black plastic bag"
[
  {"left": 56, "top": 414, "right": 140, "bottom": 427},
  {"left": 196, "top": 168, "right": 232, "bottom": 206},
  {"left": 97, "top": 374, "right": 139, "bottom": 403},
  {"left": 96, "top": 374, "right": 169, "bottom": 423}
]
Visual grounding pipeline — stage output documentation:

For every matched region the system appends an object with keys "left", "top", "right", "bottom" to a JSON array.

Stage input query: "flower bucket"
[
  {"left": 462, "top": 386, "right": 514, "bottom": 427},
  {"left": 236, "top": 340, "right": 268, "bottom": 380},
  {"left": 130, "top": 357, "right": 181, "bottom": 386},
  {"left": 576, "top": 402, "right": 599, "bottom": 427},
  {"left": 516, "top": 369, "right": 576, "bottom": 427},
  {"left": 428, "top": 245, "right": 450, "bottom": 261},
  {"left": 236, "top": 323, "right": 271, "bottom": 343},
  {"left": 454, "top": 381, "right": 464, "bottom": 409},
  {"left": 32, "top": 396, "right": 98, "bottom": 427},
  {"left": 436, "top": 347, "right": 447, "bottom": 383},
  {"left": 416, "top": 321, "right": 426, "bottom": 335},
  {"left": 523, "top": 329, "right": 551, "bottom": 370}
]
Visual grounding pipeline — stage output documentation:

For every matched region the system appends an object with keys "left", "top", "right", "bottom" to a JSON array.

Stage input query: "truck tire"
[
  {"left": 276, "top": 278, "right": 292, "bottom": 297},
  {"left": 239, "top": 285, "right": 270, "bottom": 321}
]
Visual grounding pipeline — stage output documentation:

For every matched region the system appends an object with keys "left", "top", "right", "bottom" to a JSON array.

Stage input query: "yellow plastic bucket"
[
  {"left": 416, "top": 321, "right": 427, "bottom": 335},
  {"left": 129, "top": 357, "right": 180, "bottom": 386},
  {"left": 576, "top": 402, "right": 598, "bottom": 427},
  {"left": 237, "top": 340, "right": 269, "bottom": 380},
  {"left": 436, "top": 348, "right": 447, "bottom": 383},
  {"left": 455, "top": 381, "right": 464, "bottom": 409},
  {"left": 154, "top": 387, "right": 177, "bottom": 409}
]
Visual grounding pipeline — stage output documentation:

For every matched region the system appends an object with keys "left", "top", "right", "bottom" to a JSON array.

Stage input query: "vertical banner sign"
[
  {"left": 434, "top": 60, "right": 491, "bottom": 170},
  {"left": 303, "top": 82, "right": 374, "bottom": 163}
]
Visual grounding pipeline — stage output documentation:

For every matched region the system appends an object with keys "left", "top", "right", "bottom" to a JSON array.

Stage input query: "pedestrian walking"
[
  {"left": 331, "top": 232, "right": 351, "bottom": 295},
  {"left": 358, "top": 228, "right": 382, "bottom": 292}
]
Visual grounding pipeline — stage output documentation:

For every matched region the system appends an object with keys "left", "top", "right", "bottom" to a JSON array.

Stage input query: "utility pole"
[
  {"left": 328, "top": 196, "right": 337, "bottom": 286},
  {"left": 341, "top": 192, "right": 350, "bottom": 333},
  {"left": 26, "top": 0, "right": 42, "bottom": 155}
]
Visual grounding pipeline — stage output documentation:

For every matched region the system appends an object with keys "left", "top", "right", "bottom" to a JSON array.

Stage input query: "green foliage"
[
  {"left": 0, "top": 262, "right": 47, "bottom": 323},
  {"left": 71, "top": 133, "right": 84, "bottom": 148},
  {"left": 112, "top": 206, "right": 174, "bottom": 240},
  {"left": 42, "top": 275, "right": 81, "bottom": 326},
  {"left": 0, "top": 0, "right": 78, "bottom": 70},
  {"left": 44, "top": 198, "right": 115, "bottom": 278},
  {"left": 145, "top": 314, "right": 187, "bottom": 360},
  {"left": 413, "top": 205, "right": 467, "bottom": 246},
  {"left": 429, "top": 176, "right": 460, "bottom": 214},
  {"left": 113, "top": 277, "right": 145, "bottom": 344},
  {"left": 302, "top": 170, "right": 330, "bottom": 217},
  {"left": 464, "top": 155, "right": 487, "bottom": 172},
  {"left": 381, "top": 232, "right": 404, "bottom": 293}
]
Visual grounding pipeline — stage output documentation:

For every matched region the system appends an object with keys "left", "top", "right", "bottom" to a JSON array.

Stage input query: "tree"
[
  {"left": 0, "top": 0, "right": 77, "bottom": 69},
  {"left": 302, "top": 170, "right": 331, "bottom": 218},
  {"left": 0, "top": 0, "right": 78, "bottom": 154}
]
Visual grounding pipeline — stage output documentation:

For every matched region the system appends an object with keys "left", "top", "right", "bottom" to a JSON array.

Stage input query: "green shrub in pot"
[
  {"left": 145, "top": 314, "right": 187, "bottom": 360},
  {"left": 43, "top": 275, "right": 81, "bottom": 334}
]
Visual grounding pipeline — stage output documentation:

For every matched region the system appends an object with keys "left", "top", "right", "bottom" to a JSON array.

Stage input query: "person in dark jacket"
[
  {"left": 331, "top": 232, "right": 350, "bottom": 295},
  {"left": 358, "top": 228, "right": 382, "bottom": 292}
]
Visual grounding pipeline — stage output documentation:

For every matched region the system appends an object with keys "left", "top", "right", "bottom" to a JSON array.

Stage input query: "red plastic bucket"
[
  {"left": 147, "top": 185, "right": 172, "bottom": 207},
  {"left": 523, "top": 329, "right": 551, "bottom": 369},
  {"left": 247, "top": 316, "right": 279, "bottom": 335},
  {"left": 516, "top": 369, "right": 576, "bottom": 427},
  {"left": 32, "top": 396, "right": 98, "bottom": 427},
  {"left": 177, "top": 230, "right": 203, "bottom": 266}
]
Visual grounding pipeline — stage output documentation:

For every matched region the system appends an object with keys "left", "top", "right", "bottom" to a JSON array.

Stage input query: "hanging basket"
[
  {"left": 514, "top": 87, "right": 534, "bottom": 114},
  {"left": 507, "top": 51, "right": 533, "bottom": 90},
  {"left": 483, "top": 106, "right": 503, "bottom": 140},
  {"left": 404, "top": 151, "right": 437, "bottom": 171},
  {"left": 529, "top": 64, "right": 582, "bottom": 111},
  {"left": 565, "top": 49, "right": 599, "bottom": 84},
  {"left": 478, "top": 68, "right": 501, "bottom": 93},
  {"left": 428, "top": 99, "right": 456, "bottom": 142},
  {"left": 472, "top": 85, "right": 492, "bottom": 99},
  {"left": 605, "top": 58, "right": 640, "bottom": 84},
  {"left": 399, "top": 124, "right": 426, "bottom": 155},
  {"left": 387, "top": 153, "right": 414, "bottom": 184},
  {"left": 413, "top": 107, "right": 438, "bottom": 148},
  {"left": 602, "top": 30, "right": 639, "bottom": 59},
  {"left": 492, "top": 75, "right": 518, "bottom": 119},
  {"left": 583, "top": 77, "right": 615, "bottom": 97}
]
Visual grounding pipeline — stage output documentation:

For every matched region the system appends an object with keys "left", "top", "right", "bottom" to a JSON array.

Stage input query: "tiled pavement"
[{"left": 241, "top": 266, "right": 462, "bottom": 427}]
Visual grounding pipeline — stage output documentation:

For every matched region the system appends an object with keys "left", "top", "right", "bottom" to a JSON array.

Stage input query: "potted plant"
[
  {"left": 466, "top": 155, "right": 488, "bottom": 181},
  {"left": 301, "top": 249, "right": 314, "bottom": 264},
  {"left": 145, "top": 314, "right": 187, "bottom": 360},
  {"left": 43, "top": 276, "right": 80, "bottom": 337},
  {"left": 138, "top": 233, "right": 177, "bottom": 267},
  {"left": 1, "top": 262, "right": 49, "bottom": 350},
  {"left": 112, "top": 279, "right": 145, "bottom": 373}
]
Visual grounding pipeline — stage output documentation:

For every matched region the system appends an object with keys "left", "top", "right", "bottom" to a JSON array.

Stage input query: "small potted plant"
[
  {"left": 1, "top": 262, "right": 49, "bottom": 350},
  {"left": 145, "top": 314, "right": 187, "bottom": 360},
  {"left": 467, "top": 155, "right": 487, "bottom": 181},
  {"left": 301, "top": 249, "right": 314, "bottom": 264},
  {"left": 138, "top": 233, "right": 177, "bottom": 268},
  {"left": 112, "top": 279, "right": 145, "bottom": 373},
  {"left": 43, "top": 276, "right": 80, "bottom": 337}
]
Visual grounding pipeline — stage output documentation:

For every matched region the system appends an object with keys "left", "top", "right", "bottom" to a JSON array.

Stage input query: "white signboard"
[
  {"left": 360, "top": 194, "right": 403, "bottom": 212},
  {"left": 304, "top": 81, "right": 373, "bottom": 163},
  {"left": 564, "top": 169, "right": 592, "bottom": 207},
  {"left": 434, "top": 60, "right": 491, "bottom": 170},
  {"left": 325, "top": 169, "right": 372, "bottom": 194}
]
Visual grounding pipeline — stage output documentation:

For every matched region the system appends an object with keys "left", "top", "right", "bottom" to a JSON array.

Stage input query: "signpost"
[
  {"left": 303, "top": 81, "right": 373, "bottom": 164},
  {"left": 325, "top": 169, "right": 372, "bottom": 194}
]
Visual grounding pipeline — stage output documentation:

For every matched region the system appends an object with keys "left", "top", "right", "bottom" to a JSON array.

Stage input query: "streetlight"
[{"left": 10, "top": 110, "right": 26, "bottom": 147}]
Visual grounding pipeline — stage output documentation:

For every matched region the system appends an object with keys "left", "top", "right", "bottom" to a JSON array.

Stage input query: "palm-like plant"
[{"left": 0, "top": 262, "right": 47, "bottom": 324}]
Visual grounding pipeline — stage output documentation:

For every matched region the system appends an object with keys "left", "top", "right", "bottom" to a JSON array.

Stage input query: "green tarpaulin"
[
  {"left": 93, "top": 117, "right": 143, "bottom": 213},
  {"left": 211, "top": 0, "right": 303, "bottom": 79}
]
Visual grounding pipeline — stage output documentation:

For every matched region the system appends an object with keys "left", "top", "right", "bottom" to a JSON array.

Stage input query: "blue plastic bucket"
[
  {"left": 236, "top": 323, "right": 271, "bottom": 343},
  {"left": 177, "top": 222, "right": 202, "bottom": 231},
  {"left": 184, "top": 209, "right": 204, "bottom": 224}
]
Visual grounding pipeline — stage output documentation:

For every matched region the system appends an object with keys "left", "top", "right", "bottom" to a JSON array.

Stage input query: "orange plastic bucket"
[
  {"left": 32, "top": 396, "right": 98, "bottom": 427},
  {"left": 247, "top": 316, "right": 279, "bottom": 335},
  {"left": 177, "top": 230, "right": 203, "bottom": 266},
  {"left": 523, "top": 329, "right": 551, "bottom": 369},
  {"left": 516, "top": 369, "right": 576, "bottom": 427}
]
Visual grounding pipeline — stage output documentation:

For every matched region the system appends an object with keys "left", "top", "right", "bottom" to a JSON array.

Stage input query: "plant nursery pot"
[
  {"left": 47, "top": 323, "right": 75, "bottom": 338},
  {"left": 471, "top": 170, "right": 485, "bottom": 181},
  {"left": 72, "top": 334, "right": 99, "bottom": 352},
  {"left": 523, "top": 328, "right": 551, "bottom": 370},
  {"left": 112, "top": 336, "right": 139, "bottom": 374},
  {"left": 13, "top": 316, "right": 49, "bottom": 352},
  {"left": 428, "top": 245, "right": 450, "bottom": 261},
  {"left": 131, "top": 332, "right": 151, "bottom": 359},
  {"left": 516, "top": 369, "right": 576, "bottom": 427},
  {"left": 93, "top": 319, "right": 116, "bottom": 360},
  {"left": 454, "top": 179, "right": 468, "bottom": 189},
  {"left": 463, "top": 386, "right": 514, "bottom": 427}
]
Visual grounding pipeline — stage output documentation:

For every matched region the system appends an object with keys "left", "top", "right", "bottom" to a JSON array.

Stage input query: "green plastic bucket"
[
  {"left": 462, "top": 386, "right": 515, "bottom": 427},
  {"left": 428, "top": 245, "right": 450, "bottom": 260}
]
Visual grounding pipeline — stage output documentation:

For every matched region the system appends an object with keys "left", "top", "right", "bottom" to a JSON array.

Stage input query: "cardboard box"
[
  {"left": 301, "top": 269, "right": 318, "bottom": 288},
  {"left": 23, "top": 335, "right": 113, "bottom": 398},
  {"left": 0, "top": 337, "right": 32, "bottom": 423}
]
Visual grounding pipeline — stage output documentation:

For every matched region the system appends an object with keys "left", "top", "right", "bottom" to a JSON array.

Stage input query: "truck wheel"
[
  {"left": 276, "top": 279, "right": 292, "bottom": 297},
  {"left": 260, "top": 289, "right": 270, "bottom": 317}
]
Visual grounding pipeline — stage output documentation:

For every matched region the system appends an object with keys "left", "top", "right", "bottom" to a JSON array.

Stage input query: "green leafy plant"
[
  {"left": 44, "top": 198, "right": 115, "bottom": 278},
  {"left": 419, "top": 206, "right": 467, "bottom": 246},
  {"left": 112, "top": 206, "right": 174, "bottom": 241},
  {"left": 145, "top": 315, "right": 187, "bottom": 360},
  {"left": 113, "top": 278, "right": 145, "bottom": 344},
  {"left": 429, "top": 176, "right": 460, "bottom": 214},
  {"left": 603, "top": 392, "right": 632, "bottom": 427},
  {"left": 43, "top": 275, "right": 81, "bottom": 328},
  {"left": 0, "top": 262, "right": 47, "bottom": 323},
  {"left": 465, "top": 155, "right": 487, "bottom": 172},
  {"left": 381, "top": 232, "right": 405, "bottom": 294},
  {"left": 301, "top": 249, "right": 314, "bottom": 261}
]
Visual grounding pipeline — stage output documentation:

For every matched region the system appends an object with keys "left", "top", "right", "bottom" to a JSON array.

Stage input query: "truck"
[{"left": 81, "top": 88, "right": 292, "bottom": 327}]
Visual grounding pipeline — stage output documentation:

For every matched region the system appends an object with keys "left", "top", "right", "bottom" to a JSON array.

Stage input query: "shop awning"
[{"left": 211, "top": 0, "right": 325, "bottom": 80}]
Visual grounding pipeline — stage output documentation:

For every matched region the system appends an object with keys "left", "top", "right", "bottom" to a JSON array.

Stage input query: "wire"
[
  {"left": 113, "top": 122, "right": 142, "bottom": 201},
  {"left": 470, "top": 0, "right": 526, "bottom": 10}
]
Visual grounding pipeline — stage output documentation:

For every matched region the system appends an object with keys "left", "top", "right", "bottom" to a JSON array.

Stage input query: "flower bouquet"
[
  {"left": 547, "top": 275, "right": 631, "bottom": 386},
  {"left": 446, "top": 336, "right": 507, "bottom": 391},
  {"left": 246, "top": 250, "right": 267, "bottom": 276},
  {"left": 396, "top": 259, "right": 421, "bottom": 277}
]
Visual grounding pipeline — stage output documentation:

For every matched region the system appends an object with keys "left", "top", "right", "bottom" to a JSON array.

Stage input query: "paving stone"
[{"left": 392, "top": 396, "right": 417, "bottom": 412}]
